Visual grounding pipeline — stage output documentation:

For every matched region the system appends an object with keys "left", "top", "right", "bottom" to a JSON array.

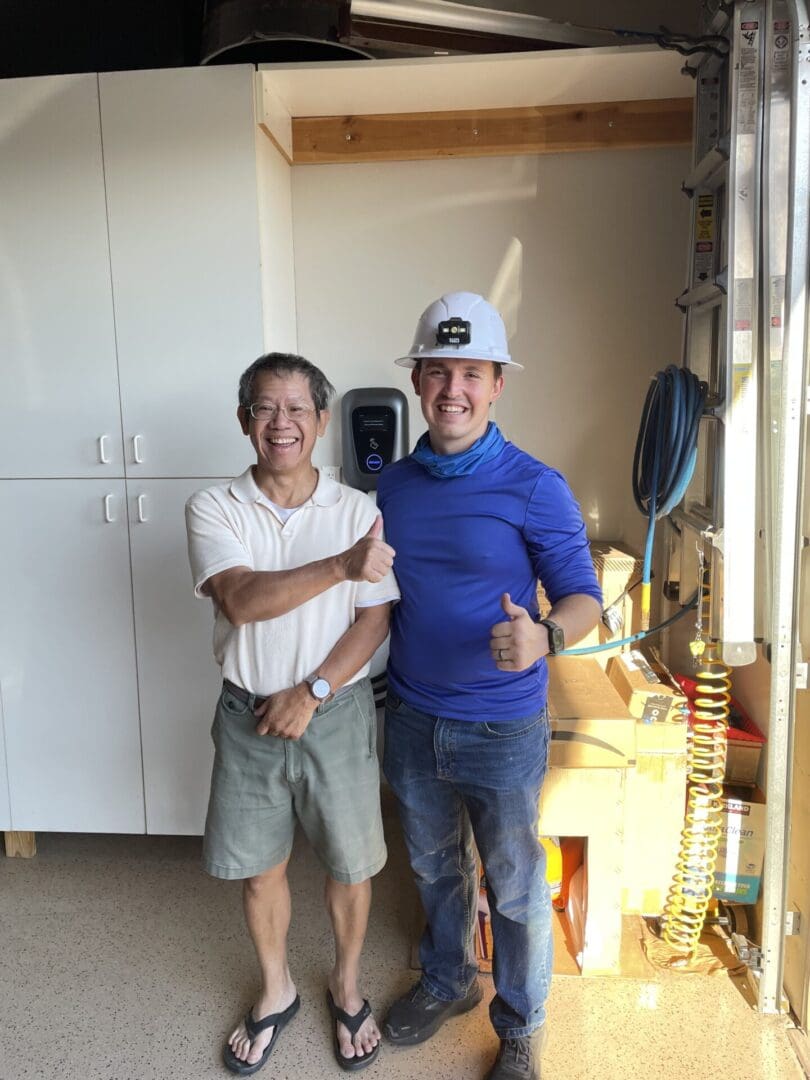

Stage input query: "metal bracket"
[
  {"left": 785, "top": 910, "right": 802, "bottom": 936},
  {"left": 683, "top": 143, "right": 730, "bottom": 194},
  {"left": 670, "top": 506, "right": 718, "bottom": 540},
  {"left": 676, "top": 279, "right": 727, "bottom": 311},
  {"left": 731, "top": 932, "right": 763, "bottom": 971},
  {"left": 796, "top": 662, "right": 809, "bottom": 690}
]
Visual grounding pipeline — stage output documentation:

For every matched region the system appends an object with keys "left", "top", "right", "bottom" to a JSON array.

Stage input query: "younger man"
[{"left": 378, "top": 294, "right": 601, "bottom": 1080}]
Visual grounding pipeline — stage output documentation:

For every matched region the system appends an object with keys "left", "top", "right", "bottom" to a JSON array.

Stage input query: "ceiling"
[{"left": 0, "top": 0, "right": 703, "bottom": 80}]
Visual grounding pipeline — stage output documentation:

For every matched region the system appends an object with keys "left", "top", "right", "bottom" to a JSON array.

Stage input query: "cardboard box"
[
  {"left": 547, "top": 657, "right": 636, "bottom": 768},
  {"left": 725, "top": 732, "right": 765, "bottom": 787},
  {"left": 713, "top": 785, "right": 767, "bottom": 904},
  {"left": 724, "top": 699, "right": 766, "bottom": 786},
  {"left": 537, "top": 541, "right": 643, "bottom": 668},
  {"left": 590, "top": 541, "right": 643, "bottom": 611},
  {"left": 538, "top": 767, "right": 627, "bottom": 973},
  {"left": 620, "top": 720, "right": 688, "bottom": 914},
  {"left": 606, "top": 650, "right": 688, "bottom": 724},
  {"left": 606, "top": 651, "right": 689, "bottom": 914}
]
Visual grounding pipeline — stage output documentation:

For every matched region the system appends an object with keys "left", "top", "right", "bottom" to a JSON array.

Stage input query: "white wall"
[
  {"left": 289, "top": 147, "right": 690, "bottom": 546},
  {"left": 256, "top": 134, "right": 298, "bottom": 354}
]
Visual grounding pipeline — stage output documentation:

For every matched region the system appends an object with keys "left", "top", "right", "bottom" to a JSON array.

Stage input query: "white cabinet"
[
  {"left": 0, "top": 68, "right": 263, "bottom": 483},
  {"left": 100, "top": 66, "right": 265, "bottom": 479},
  {"left": 0, "top": 691, "right": 11, "bottom": 831},
  {"left": 0, "top": 67, "right": 267, "bottom": 836},
  {"left": 0, "top": 481, "right": 144, "bottom": 832},
  {"left": 128, "top": 480, "right": 227, "bottom": 834},
  {"left": 0, "top": 75, "right": 124, "bottom": 478}
]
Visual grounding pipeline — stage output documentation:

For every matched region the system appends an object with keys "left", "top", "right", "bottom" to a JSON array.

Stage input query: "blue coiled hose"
[{"left": 632, "top": 365, "right": 708, "bottom": 626}]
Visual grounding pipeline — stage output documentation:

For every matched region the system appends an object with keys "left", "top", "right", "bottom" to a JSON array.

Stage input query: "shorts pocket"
[
  {"left": 220, "top": 688, "right": 250, "bottom": 717},
  {"left": 385, "top": 691, "right": 403, "bottom": 712}
]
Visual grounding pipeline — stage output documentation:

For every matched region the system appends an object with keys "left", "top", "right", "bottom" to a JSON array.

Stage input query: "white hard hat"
[{"left": 395, "top": 291, "right": 523, "bottom": 371}]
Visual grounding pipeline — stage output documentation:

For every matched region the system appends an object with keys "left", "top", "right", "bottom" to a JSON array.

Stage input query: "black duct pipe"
[{"left": 201, "top": 0, "right": 372, "bottom": 63}]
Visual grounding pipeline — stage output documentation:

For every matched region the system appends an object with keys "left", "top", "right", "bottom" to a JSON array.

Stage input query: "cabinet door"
[
  {"left": 0, "top": 696, "right": 10, "bottom": 831},
  {"left": 128, "top": 480, "right": 227, "bottom": 834},
  {"left": 0, "top": 75, "right": 124, "bottom": 477},
  {"left": 100, "top": 66, "right": 265, "bottom": 478},
  {"left": 0, "top": 481, "right": 145, "bottom": 832}
]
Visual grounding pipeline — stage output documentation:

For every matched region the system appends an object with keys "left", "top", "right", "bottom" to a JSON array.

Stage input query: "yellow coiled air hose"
[{"left": 661, "top": 639, "right": 731, "bottom": 961}]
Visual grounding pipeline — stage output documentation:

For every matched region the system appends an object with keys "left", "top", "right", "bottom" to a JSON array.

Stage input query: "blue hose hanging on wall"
[{"left": 632, "top": 365, "right": 708, "bottom": 628}]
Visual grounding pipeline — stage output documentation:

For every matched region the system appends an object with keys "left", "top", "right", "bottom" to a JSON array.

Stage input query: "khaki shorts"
[{"left": 203, "top": 678, "right": 387, "bottom": 883}]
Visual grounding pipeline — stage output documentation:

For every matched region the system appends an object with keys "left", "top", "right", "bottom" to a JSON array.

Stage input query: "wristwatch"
[
  {"left": 307, "top": 675, "right": 332, "bottom": 702},
  {"left": 537, "top": 618, "right": 565, "bottom": 656}
]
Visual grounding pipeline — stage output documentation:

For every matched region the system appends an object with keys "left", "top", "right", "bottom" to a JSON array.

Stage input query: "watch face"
[
  {"left": 543, "top": 621, "right": 565, "bottom": 654},
  {"left": 311, "top": 677, "right": 331, "bottom": 700}
]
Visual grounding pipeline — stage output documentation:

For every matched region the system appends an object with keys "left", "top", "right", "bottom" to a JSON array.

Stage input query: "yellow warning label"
[
  {"left": 733, "top": 369, "right": 752, "bottom": 403},
  {"left": 696, "top": 195, "right": 714, "bottom": 242}
]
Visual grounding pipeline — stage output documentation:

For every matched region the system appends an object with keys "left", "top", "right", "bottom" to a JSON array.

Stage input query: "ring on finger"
[{"left": 498, "top": 648, "right": 506, "bottom": 661}]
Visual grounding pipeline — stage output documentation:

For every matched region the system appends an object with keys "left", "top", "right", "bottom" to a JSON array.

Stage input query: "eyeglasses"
[{"left": 247, "top": 402, "right": 316, "bottom": 422}]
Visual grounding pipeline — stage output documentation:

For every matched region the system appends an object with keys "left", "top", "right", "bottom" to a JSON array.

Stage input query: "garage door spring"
[{"left": 661, "top": 575, "right": 730, "bottom": 961}]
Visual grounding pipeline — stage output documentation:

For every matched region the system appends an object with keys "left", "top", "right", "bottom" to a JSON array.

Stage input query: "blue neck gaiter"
[{"left": 411, "top": 421, "right": 505, "bottom": 478}]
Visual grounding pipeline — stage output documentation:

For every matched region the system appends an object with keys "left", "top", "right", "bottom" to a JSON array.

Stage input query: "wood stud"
[
  {"left": 286, "top": 97, "right": 693, "bottom": 165},
  {"left": 4, "top": 831, "right": 36, "bottom": 858}
]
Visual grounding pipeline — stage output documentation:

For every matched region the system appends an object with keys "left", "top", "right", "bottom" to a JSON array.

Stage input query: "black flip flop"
[
  {"left": 223, "top": 994, "right": 301, "bottom": 1076},
  {"left": 326, "top": 989, "right": 381, "bottom": 1072}
]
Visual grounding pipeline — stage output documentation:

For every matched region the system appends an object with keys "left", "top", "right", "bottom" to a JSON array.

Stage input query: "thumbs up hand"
[
  {"left": 365, "top": 517, "right": 383, "bottom": 540},
  {"left": 340, "top": 515, "right": 395, "bottom": 583},
  {"left": 499, "top": 593, "right": 525, "bottom": 620},
  {"left": 490, "top": 592, "right": 548, "bottom": 671}
]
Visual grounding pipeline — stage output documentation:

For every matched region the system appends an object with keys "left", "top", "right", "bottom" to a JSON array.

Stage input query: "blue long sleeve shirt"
[{"left": 376, "top": 441, "right": 602, "bottom": 720}]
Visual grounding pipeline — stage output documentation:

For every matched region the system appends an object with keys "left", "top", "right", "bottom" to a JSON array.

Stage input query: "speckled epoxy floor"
[{"left": 0, "top": 813, "right": 804, "bottom": 1080}]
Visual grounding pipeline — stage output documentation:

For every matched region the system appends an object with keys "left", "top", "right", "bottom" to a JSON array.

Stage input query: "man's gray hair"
[{"left": 238, "top": 352, "right": 336, "bottom": 414}]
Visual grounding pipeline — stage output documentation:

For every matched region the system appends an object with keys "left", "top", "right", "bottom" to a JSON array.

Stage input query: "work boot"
[
  {"left": 383, "top": 978, "right": 483, "bottom": 1046},
  {"left": 485, "top": 1026, "right": 546, "bottom": 1080}
]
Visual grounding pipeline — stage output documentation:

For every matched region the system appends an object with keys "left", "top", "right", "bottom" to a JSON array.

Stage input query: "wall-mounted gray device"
[{"left": 341, "top": 388, "right": 409, "bottom": 492}]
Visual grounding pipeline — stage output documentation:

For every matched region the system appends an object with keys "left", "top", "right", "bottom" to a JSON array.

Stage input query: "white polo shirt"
[{"left": 186, "top": 467, "right": 400, "bottom": 695}]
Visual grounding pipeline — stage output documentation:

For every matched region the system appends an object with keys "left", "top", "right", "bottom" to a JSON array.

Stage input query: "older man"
[
  {"left": 377, "top": 294, "right": 602, "bottom": 1080},
  {"left": 186, "top": 352, "right": 399, "bottom": 1075}
]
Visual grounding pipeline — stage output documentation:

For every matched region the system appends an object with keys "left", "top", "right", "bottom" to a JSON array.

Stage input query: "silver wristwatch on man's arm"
[{"left": 306, "top": 675, "right": 332, "bottom": 702}]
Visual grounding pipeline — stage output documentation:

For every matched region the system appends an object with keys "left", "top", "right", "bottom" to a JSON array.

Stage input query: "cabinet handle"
[
  {"left": 98, "top": 434, "right": 111, "bottom": 464},
  {"left": 103, "top": 494, "right": 115, "bottom": 523},
  {"left": 132, "top": 434, "right": 144, "bottom": 464},
  {"left": 137, "top": 494, "right": 148, "bottom": 523}
]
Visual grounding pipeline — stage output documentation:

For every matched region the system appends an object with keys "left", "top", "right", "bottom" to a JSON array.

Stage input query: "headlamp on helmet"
[{"left": 436, "top": 319, "right": 471, "bottom": 347}]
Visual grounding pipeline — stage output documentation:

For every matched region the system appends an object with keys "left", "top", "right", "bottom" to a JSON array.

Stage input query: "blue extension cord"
[
  {"left": 631, "top": 365, "right": 708, "bottom": 623},
  {"left": 561, "top": 591, "right": 698, "bottom": 655},
  {"left": 556, "top": 366, "right": 706, "bottom": 656}
]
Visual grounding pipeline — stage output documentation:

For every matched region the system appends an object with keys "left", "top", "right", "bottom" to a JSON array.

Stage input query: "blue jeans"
[{"left": 383, "top": 693, "right": 552, "bottom": 1038}]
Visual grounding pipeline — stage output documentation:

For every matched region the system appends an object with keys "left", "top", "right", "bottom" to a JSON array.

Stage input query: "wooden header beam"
[{"left": 289, "top": 97, "right": 692, "bottom": 164}]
